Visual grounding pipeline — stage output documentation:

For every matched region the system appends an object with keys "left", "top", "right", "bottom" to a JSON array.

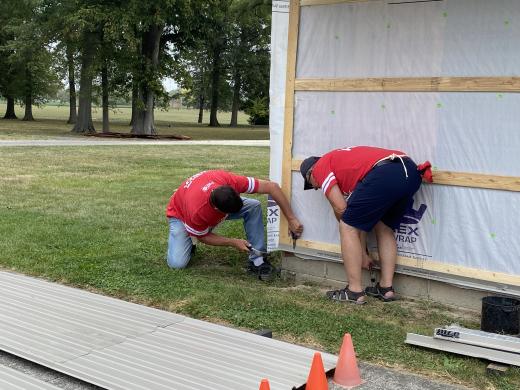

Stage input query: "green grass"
[
  {"left": 0, "top": 146, "right": 518, "bottom": 390},
  {"left": 0, "top": 104, "right": 269, "bottom": 140}
]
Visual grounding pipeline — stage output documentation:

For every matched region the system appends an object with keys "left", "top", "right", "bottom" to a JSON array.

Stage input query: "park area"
[
  {"left": 0, "top": 0, "right": 519, "bottom": 389},
  {"left": 0, "top": 106, "right": 518, "bottom": 389}
]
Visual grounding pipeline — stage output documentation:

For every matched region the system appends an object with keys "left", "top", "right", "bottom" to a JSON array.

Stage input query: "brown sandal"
[
  {"left": 326, "top": 286, "right": 366, "bottom": 305},
  {"left": 365, "top": 283, "right": 397, "bottom": 302}
]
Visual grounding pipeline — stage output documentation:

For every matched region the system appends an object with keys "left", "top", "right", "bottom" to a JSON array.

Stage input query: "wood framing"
[
  {"left": 291, "top": 238, "right": 520, "bottom": 286},
  {"left": 295, "top": 77, "right": 520, "bottom": 92},
  {"left": 278, "top": 0, "right": 520, "bottom": 287},
  {"left": 279, "top": 0, "right": 301, "bottom": 247},
  {"left": 290, "top": 160, "right": 520, "bottom": 192}
]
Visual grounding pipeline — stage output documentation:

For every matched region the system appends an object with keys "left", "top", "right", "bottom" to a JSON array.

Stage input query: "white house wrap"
[{"left": 269, "top": 0, "right": 520, "bottom": 296}]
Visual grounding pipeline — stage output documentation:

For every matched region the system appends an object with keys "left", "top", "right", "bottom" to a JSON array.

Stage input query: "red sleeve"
[
  {"left": 183, "top": 220, "right": 210, "bottom": 237},
  {"left": 312, "top": 159, "right": 337, "bottom": 196},
  {"left": 227, "top": 172, "right": 259, "bottom": 194}
]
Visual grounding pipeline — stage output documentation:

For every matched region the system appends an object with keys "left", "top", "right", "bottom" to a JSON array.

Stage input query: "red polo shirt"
[
  {"left": 312, "top": 146, "right": 406, "bottom": 196},
  {"left": 166, "top": 170, "right": 259, "bottom": 236}
]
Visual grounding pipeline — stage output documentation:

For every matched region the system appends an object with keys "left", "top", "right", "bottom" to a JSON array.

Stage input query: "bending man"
[
  {"left": 300, "top": 146, "right": 430, "bottom": 304},
  {"left": 166, "top": 170, "right": 303, "bottom": 280}
]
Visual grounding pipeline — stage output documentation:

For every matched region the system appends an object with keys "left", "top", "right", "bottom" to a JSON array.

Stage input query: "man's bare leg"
[
  {"left": 360, "top": 231, "right": 374, "bottom": 270},
  {"left": 339, "top": 221, "right": 365, "bottom": 301},
  {"left": 374, "top": 221, "right": 396, "bottom": 299}
]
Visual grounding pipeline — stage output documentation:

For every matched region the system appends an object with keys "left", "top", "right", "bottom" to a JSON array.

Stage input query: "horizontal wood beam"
[
  {"left": 279, "top": 237, "right": 520, "bottom": 286},
  {"left": 291, "top": 160, "right": 520, "bottom": 192},
  {"left": 300, "top": 0, "right": 376, "bottom": 6},
  {"left": 295, "top": 77, "right": 520, "bottom": 92}
]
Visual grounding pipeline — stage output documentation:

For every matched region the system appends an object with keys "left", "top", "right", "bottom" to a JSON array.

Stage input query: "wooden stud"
[
  {"left": 280, "top": 0, "right": 301, "bottom": 247},
  {"left": 288, "top": 239, "right": 520, "bottom": 286},
  {"left": 433, "top": 171, "right": 520, "bottom": 192},
  {"left": 291, "top": 160, "right": 520, "bottom": 192},
  {"left": 295, "top": 77, "right": 520, "bottom": 92}
]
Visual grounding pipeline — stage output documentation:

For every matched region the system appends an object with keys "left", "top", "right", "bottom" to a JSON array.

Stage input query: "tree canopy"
[{"left": 0, "top": 0, "right": 272, "bottom": 131}]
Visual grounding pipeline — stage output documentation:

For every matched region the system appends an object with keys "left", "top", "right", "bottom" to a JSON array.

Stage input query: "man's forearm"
[
  {"left": 269, "top": 183, "right": 297, "bottom": 221},
  {"left": 198, "top": 233, "right": 234, "bottom": 247}
]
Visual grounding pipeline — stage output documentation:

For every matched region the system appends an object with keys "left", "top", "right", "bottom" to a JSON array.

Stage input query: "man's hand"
[
  {"left": 288, "top": 217, "right": 303, "bottom": 238},
  {"left": 362, "top": 253, "right": 377, "bottom": 270},
  {"left": 232, "top": 238, "right": 251, "bottom": 252}
]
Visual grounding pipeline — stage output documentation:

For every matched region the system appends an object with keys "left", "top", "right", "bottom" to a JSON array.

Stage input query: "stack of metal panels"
[
  {"left": 0, "top": 365, "right": 62, "bottom": 390},
  {"left": 406, "top": 325, "right": 520, "bottom": 366},
  {"left": 0, "top": 270, "right": 337, "bottom": 390}
]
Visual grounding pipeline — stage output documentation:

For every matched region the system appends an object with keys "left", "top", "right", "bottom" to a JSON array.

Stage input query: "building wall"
[{"left": 281, "top": 254, "right": 487, "bottom": 311}]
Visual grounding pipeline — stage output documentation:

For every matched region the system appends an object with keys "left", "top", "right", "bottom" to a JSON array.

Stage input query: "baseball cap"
[{"left": 300, "top": 156, "right": 320, "bottom": 190}]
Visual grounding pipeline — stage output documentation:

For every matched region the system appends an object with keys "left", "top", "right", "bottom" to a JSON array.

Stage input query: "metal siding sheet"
[
  {"left": 0, "top": 365, "right": 62, "bottom": 390},
  {"left": 0, "top": 271, "right": 337, "bottom": 389}
]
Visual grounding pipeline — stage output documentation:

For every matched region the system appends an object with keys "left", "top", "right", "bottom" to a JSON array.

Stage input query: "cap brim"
[{"left": 303, "top": 181, "right": 313, "bottom": 190}]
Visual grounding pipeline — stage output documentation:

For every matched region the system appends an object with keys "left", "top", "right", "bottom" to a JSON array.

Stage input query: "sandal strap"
[
  {"left": 376, "top": 283, "right": 394, "bottom": 295},
  {"left": 327, "top": 287, "right": 365, "bottom": 302}
]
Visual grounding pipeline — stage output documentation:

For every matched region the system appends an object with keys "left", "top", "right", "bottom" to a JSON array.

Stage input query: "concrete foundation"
[{"left": 281, "top": 255, "right": 488, "bottom": 311}]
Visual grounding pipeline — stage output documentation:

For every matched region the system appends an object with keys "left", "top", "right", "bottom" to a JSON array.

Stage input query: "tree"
[
  {"left": 227, "top": 0, "right": 270, "bottom": 127},
  {"left": 1, "top": 0, "right": 60, "bottom": 121},
  {"left": 41, "top": 0, "right": 82, "bottom": 124},
  {"left": 0, "top": 0, "right": 22, "bottom": 119},
  {"left": 128, "top": 0, "right": 195, "bottom": 135}
]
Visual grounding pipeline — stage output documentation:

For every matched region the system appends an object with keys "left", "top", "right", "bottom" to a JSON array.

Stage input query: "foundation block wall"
[{"left": 282, "top": 255, "right": 488, "bottom": 311}]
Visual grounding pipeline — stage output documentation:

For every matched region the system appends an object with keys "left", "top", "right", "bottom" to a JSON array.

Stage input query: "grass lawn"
[
  {"left": 0, "top": 145, "right": 518, "bottom": 390},
  {"left": 0, "top": 104, "right": 269, "bottom": 140}
]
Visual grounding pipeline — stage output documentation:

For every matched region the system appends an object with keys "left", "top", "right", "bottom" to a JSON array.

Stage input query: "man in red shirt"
[
  {"left": 300, "top": 146, "right": 426, "bottom": 304},
  {"left": 166, "top": 170, "right": 303, "bottom": 280}
]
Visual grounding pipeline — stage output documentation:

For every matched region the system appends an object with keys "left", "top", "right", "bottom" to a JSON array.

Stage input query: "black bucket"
[{"left": 480, "top": 296, "right": 520, "bottom": 335}]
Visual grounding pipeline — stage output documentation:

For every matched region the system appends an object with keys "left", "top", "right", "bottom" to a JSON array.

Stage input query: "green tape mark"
[
  {"left": 431, "top": 219, "right": 437, "bottom": 225},
  {"left": 490, "top": 233, "right": 496, "bottom": 239},
  {"left": 335, "top": 34, "right": 340, "bottom": 40},
  {"left": 437, "top": 103, "right": 443, "bottom": 108},
  {"left": 331, "top": 110, "right": 335, "bottom": 115},
  {"left": 381, "top": 104, "right": 386, "bottom": 110},
  {"left": 433, "top": 165, "right": 438, "bottom": 170},
  {"left": 497, "top": 93, "right": 504, "bottom": 100},
  {"left": 443, "top": 12, "right": 448, "bottom": 18},
  {"left": 505, "top": 19, "right": 510, "bottom": 26},
  {"left": 387, "top": 23, "right": 391, "bottom": 29}
]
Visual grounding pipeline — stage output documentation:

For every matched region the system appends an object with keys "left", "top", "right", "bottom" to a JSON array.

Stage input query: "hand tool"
[
  {"left": 291, "top": 231, "right": 298, "bottom": 250},
  {"left": 247, "top": 245, "right": 267, "bottom": 257}
]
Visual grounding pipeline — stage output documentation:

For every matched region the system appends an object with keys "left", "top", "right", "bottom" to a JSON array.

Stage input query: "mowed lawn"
[
  {"left": 0, "top": 145, "right": 518, "bottom": 390},
  {"left": 0, "top": 104, "right": 269, "bottom": 140}
]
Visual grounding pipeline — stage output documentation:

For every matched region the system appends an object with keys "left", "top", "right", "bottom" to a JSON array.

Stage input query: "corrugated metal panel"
[
  {"left": 0, "top": 271, "right": 337, "bottom": 389},
  {"left": 0, "top": 364, "right": 62, "bottom": 390}
]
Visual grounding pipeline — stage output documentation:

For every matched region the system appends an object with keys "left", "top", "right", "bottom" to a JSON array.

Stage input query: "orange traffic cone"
[
  {"left": 305, "top": 352, "right": 328, "bottom": 390},
  {"left": 333, "top": 333, "right": 362, "bottom": 387},
  {"left": 258, "top": 378, "right": 270, "bottom": 390}
]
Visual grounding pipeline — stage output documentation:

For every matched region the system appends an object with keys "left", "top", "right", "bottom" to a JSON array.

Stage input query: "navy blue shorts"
[{"left": 342, "top": 158, "right": 422, "bottom": 232}]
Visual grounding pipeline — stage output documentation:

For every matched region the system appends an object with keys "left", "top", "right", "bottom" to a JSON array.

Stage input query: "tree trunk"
[
  {"left": 130, "top": 78, "right": 138, "bottom": 126},
  {"left": 73, "top": 31, "right": 97, "bottom": 134},
  {"left": 230, "top": 74, "right": 241, "bottom": 127},
  {"left": 209, "top": 44, "right": 222, "bottom": 127},
  {"left": 22, "top": 66, "right": 34, "bottom": 121},
  {"left": 198, "top": 95, "right": 204, "bottom": 124},
  {"left": 3, "top": 96, "right": 17, "bottom": 119},
  {"left": 132, "top": 24, "right": 163, "bottom": 135},
  {"left": 101, "top": 60, "right": 109, "bottom": 133},
  {"left": 66, "top": 45, "right": 77, "bottom": 124}
]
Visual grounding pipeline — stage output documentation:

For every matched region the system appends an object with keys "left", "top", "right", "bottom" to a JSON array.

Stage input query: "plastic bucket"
[{"left": 480, "top": 296, "right": 520, "bottom": 335}]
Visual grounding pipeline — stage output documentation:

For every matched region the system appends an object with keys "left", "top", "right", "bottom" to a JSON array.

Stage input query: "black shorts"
[{"left": 341, "top": 158, "right": 422, "bottom": 232}]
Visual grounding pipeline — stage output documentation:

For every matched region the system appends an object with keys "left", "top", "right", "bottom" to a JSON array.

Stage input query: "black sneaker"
[{"left": 247, "top": 260, "right": 280, "bottom": 281}]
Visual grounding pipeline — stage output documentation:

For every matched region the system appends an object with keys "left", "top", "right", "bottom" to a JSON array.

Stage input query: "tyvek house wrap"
[{"left": 268, "top": 0, "right": 520, "bottom": 288}]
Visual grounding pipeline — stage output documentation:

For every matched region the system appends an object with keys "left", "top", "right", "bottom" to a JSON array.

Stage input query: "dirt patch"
[{"left": 85, "top": 132, "right": 191, "bottom": 140}]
